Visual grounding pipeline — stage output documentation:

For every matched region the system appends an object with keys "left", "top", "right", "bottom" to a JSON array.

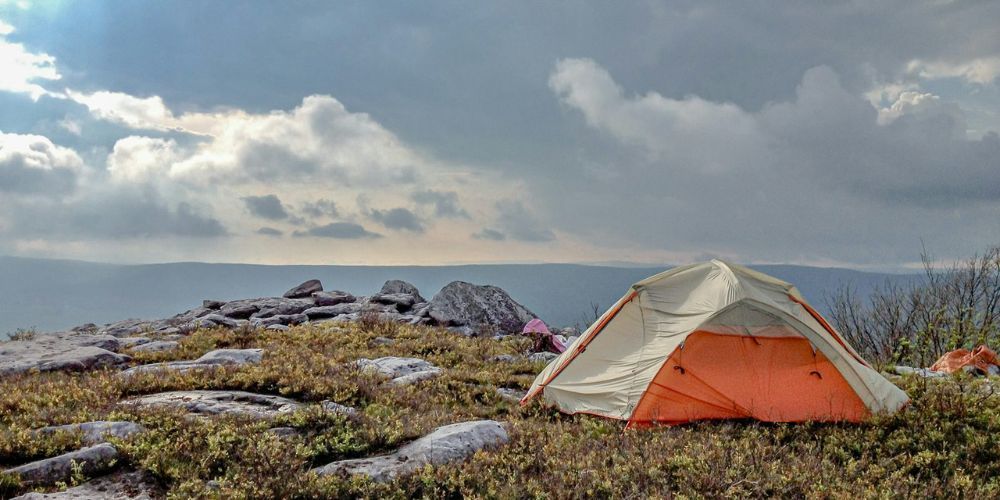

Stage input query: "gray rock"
[
  {"left": 196, "top": 314, "right": 241, "bottom": 329},
  {"left": 893, "top": 365, "right": 947, "bottom": 378},
  {"left": 528, "top": 352, "right": 559, "bottom": 363},
  {"left": 357, "top": 357, "right": 438, "bottom": 378},
  {"left": 117, "top": 337, "right": 152, "bottom": 348},
  {"left": 0, "top": 333, "right": 130, "bottom": 377},
  {"left": 370, "top": 293, "right": 417, "bottom": 312},
  {"left": 284, "top": 279, "right": 323, "bottom": 299},
  {"left": 388, "top": 369, "right": 442, "bottom": 386},
  {"left": 247, "top": 298, "right": 315, "bottom": 318},
  {"left": 427, "top": 281, "right": 535, "bottom": 332},
  {"left": 379, "top": 280, "right": 426, "bottom": 303},
  {"left": 496, "top": 388, "right": 527, "bottom": 402},
  {"left": 219, "top": 302, "right": 258, "bottom": 319},
  {"left": 71, "top": 323, "right": 98, "bottom": 333},
  {"left": 357, "top": 357, "right": 442, "bottom": 386},
  {"left": 122, "top": 390, "right": 300, "bottom": 418},
  {"left": 203, "top": 299, "right": 226, "bottom": 310},
  {"left": 303, "top": 303, "right": 363, "bottom": 319},
  {"left": 266, "top": 324, "right": 290, "bottom": 332},
  {"left": 35, "top": 421, "right": 145, "bottom": 445},
  {"left": 129, "top": 340, "right": 178, "bottom": 353},
  {"left": 251, "top": 313, "right": 308, "bottom": 328},
  {"left": 490, "top": 354, "right": 517, "bottom": 363},
  {"left": 121, "top": 348, "right": 262, "bottom": 376},
  {"left": 320, "top": 400, "right": 358, "bottom": 417},
  {"left": 4, "top": 444, "right": 118, "bottom": 487},
  {"left": 312, "top": 291, "right": 356, "bottom": 307},
  {"left": 313, "top": 420, "right": 508, "bottom": 482},
  {"left": 371, "top": 337, "right": 394, "bottom": 346},
  {"left": 12, "top": 469, "right": 160, "bottom": 499}
]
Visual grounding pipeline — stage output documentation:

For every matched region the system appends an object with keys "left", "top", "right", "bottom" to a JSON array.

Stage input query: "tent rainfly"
[{"left": 521, "top": 260, "right": 909, "bottom": 428}]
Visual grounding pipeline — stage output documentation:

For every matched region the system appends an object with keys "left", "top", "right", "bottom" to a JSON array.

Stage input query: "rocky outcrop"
[
  {"left": 121, "top": 348, "right": 262, "bottom": 376},
  {"left": 313, "top": 420, "right": 508, "bottom": 482},
  {"left": 312, "top": 291, "right": 355, "bottom": 306},
  {"left": 12, "top": 469, "right": 160, "bottom": 499},
  {"left": 35, "top": 421, "right": 144, "bottom": 445},
  {"left": 379, "top": 280, "right": 425, "bottom": 303},
  {"left": 427, "top": 281, "right": 535, "bottom": 332},
  {"left": 4, "top": 444, "right": 119, "bottom": 487},
  {"left": 0, "top": 333, "right": 131, "bottom": 377},
  {"left": 122, "top": 390, "right": 300, "bottom": 418},
  {"left": 129, "top": 340, "right": 178, "bottom": 353},
  {"left": 357, "top": 357, "right": 442, "bottom": 386},
  {"left": 283, "top": 279, "right": 323, "bottom": 299},
  {"left": 496, "top": 388, "right": 527, "bottom": 402}
]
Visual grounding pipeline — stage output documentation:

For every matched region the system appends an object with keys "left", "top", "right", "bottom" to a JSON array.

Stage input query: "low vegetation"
[
  {"left": 2, "top": 320, "right": 999, "bottom": 498},
  {"left": 829, "top": 245, "right": 1000, "bottom": 367}
]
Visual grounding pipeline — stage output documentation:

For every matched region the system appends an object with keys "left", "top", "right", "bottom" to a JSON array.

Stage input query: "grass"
[{"left": 1, "top": 322, "right": 999, "bottom": 498}]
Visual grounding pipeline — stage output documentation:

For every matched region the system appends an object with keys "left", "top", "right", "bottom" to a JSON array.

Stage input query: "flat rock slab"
[
  {"left": 0, "top": 333, "right": 130, "bottom": 377},
  {"left": 528, "top": 352, "right": 559, "bottom": 363},
  {"left": 35, "top": 421, "right": 145, "bottom": 445},
  {"left": 314, "top": 420, "right": 508, "bottom": 482},
  {"left": 122, "top": 390, "right": 301, "bottom": 418},
  {"left": 129, "top": 340, "right": 179, "bottom": 353},
  {"left": 13, "top": 469, "right": 160, "bottom": 499},
  {"left": 357, "top": 357, "right": 442, "bottom": 385},
  {"left": 121, "top": 348, "right": 262, "bottom": 376},
  {"left": 4, "top": 444, "right": 118, "bottom": 487}
]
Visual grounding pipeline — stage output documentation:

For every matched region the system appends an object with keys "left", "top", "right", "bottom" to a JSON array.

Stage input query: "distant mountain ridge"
[{"left": 0, "top": 256, "right": 921, "bottom": 337}]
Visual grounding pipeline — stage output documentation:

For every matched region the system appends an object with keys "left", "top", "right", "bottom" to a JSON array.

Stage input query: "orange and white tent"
[{"left": 521, "top": 260, "right": 908, "bottom": 428}]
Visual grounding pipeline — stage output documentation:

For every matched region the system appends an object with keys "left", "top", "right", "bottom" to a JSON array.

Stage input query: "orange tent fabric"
[
  {"left": 930, "top": 345, "right": 1000, "bottom": 374},
  {"left": 627, "top": 331, "right": 868, "bottom": 428}
]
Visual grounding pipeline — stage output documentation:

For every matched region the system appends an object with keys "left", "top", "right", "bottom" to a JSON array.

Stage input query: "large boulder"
[
  {"left": 0, "top": 333, "right": 130, "bottom": 377},
  {"left": 313, "top": 420, "right": 508, "bottom": 482},
  {"left": 426, "top": 281, "right": 535, "bottom": 332},
  {"left": 379, "top": 280, "right": 425, "bottom": 303},
  {"left": 4, "top": 444, "right": 119, "bottom": 487},
  {"left": 283, "top": 279, "right": 323, "bottom": 299}
]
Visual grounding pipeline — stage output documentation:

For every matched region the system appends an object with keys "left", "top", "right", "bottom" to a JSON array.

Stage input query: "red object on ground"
[{"left": 930, "top": 345, "right": 1000, "bottom": 374}]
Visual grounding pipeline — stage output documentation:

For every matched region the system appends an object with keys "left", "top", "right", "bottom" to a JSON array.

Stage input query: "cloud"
[
  {"left": 294, "top": 222, "right": 381, "bottom": 239},
  {"left": 5, "top": 190, "right": 227, "bottom": 239},
  {"left": 411, "top": 189, "right": 469, "bottom": 218},
  {"left": 540, "top": 58, "right": 1000, "bottom": 262},
  {"left": 0, "top": 131, "right": 82, "bottom": 195},
  {"left": 472, "top": 228, "right": 505, "bottom": 241},
  {"left": 0, "top": 19, "right": 62, "bottom": 100},
  {"left": 256, "top": 227, "right": 283, "bottom": 237},
  {"left": 88, "top": 95, "right": 424, "bottom": 187},
  {"left": 299, "top": 198, "right": 339, "bottom": 219},
  {"left": 241, "top": 194, "right": 289, "bottom": 220},
  {"left": 492, "top": 200, "right": 555, "bottom": 242},
  {"left": 368, "top": 207, "right": 425, "bottom": 232},
  {"left": 906, "top": 57, "right": 1000, "bottom": 85},
  {"left": 106, "top": 136, "right": 181, "bottom": 183}
]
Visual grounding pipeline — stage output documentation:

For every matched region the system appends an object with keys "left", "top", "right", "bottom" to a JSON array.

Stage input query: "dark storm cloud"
[
  {"left": 368, "top": 207, "right": 425, "bottom": 233},
  {"left": 411, "top": 189, "right": 470, "bottom": 218},
  {"left": 294, "top": 222, "right": 381, "bottom": 239},
  {"left": 299, "top": 199, "right": 340, "bottom": 219},
  {"left": 241, "top": 194, "right": 289, "bottom": 220},
  {"left": 257, "top": 227, "right": 283, "bottom": 237},
  {"left": 4, "top": 188, "right": 227, "bottom": 239}
]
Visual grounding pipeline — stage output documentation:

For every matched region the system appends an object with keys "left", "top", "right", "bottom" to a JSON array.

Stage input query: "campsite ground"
[{"left": 2, "top": 322, "right": 998, "bottom": 498}]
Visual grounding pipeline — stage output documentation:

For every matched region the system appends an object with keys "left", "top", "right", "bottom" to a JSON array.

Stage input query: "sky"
[{"left": 0, "top": 1, "right": 998, "bottom": 269}]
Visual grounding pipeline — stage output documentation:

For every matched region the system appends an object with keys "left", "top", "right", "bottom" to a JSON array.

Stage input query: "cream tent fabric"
[{"left": 521, "top": 260, "right": 909, "bottom": 425}]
